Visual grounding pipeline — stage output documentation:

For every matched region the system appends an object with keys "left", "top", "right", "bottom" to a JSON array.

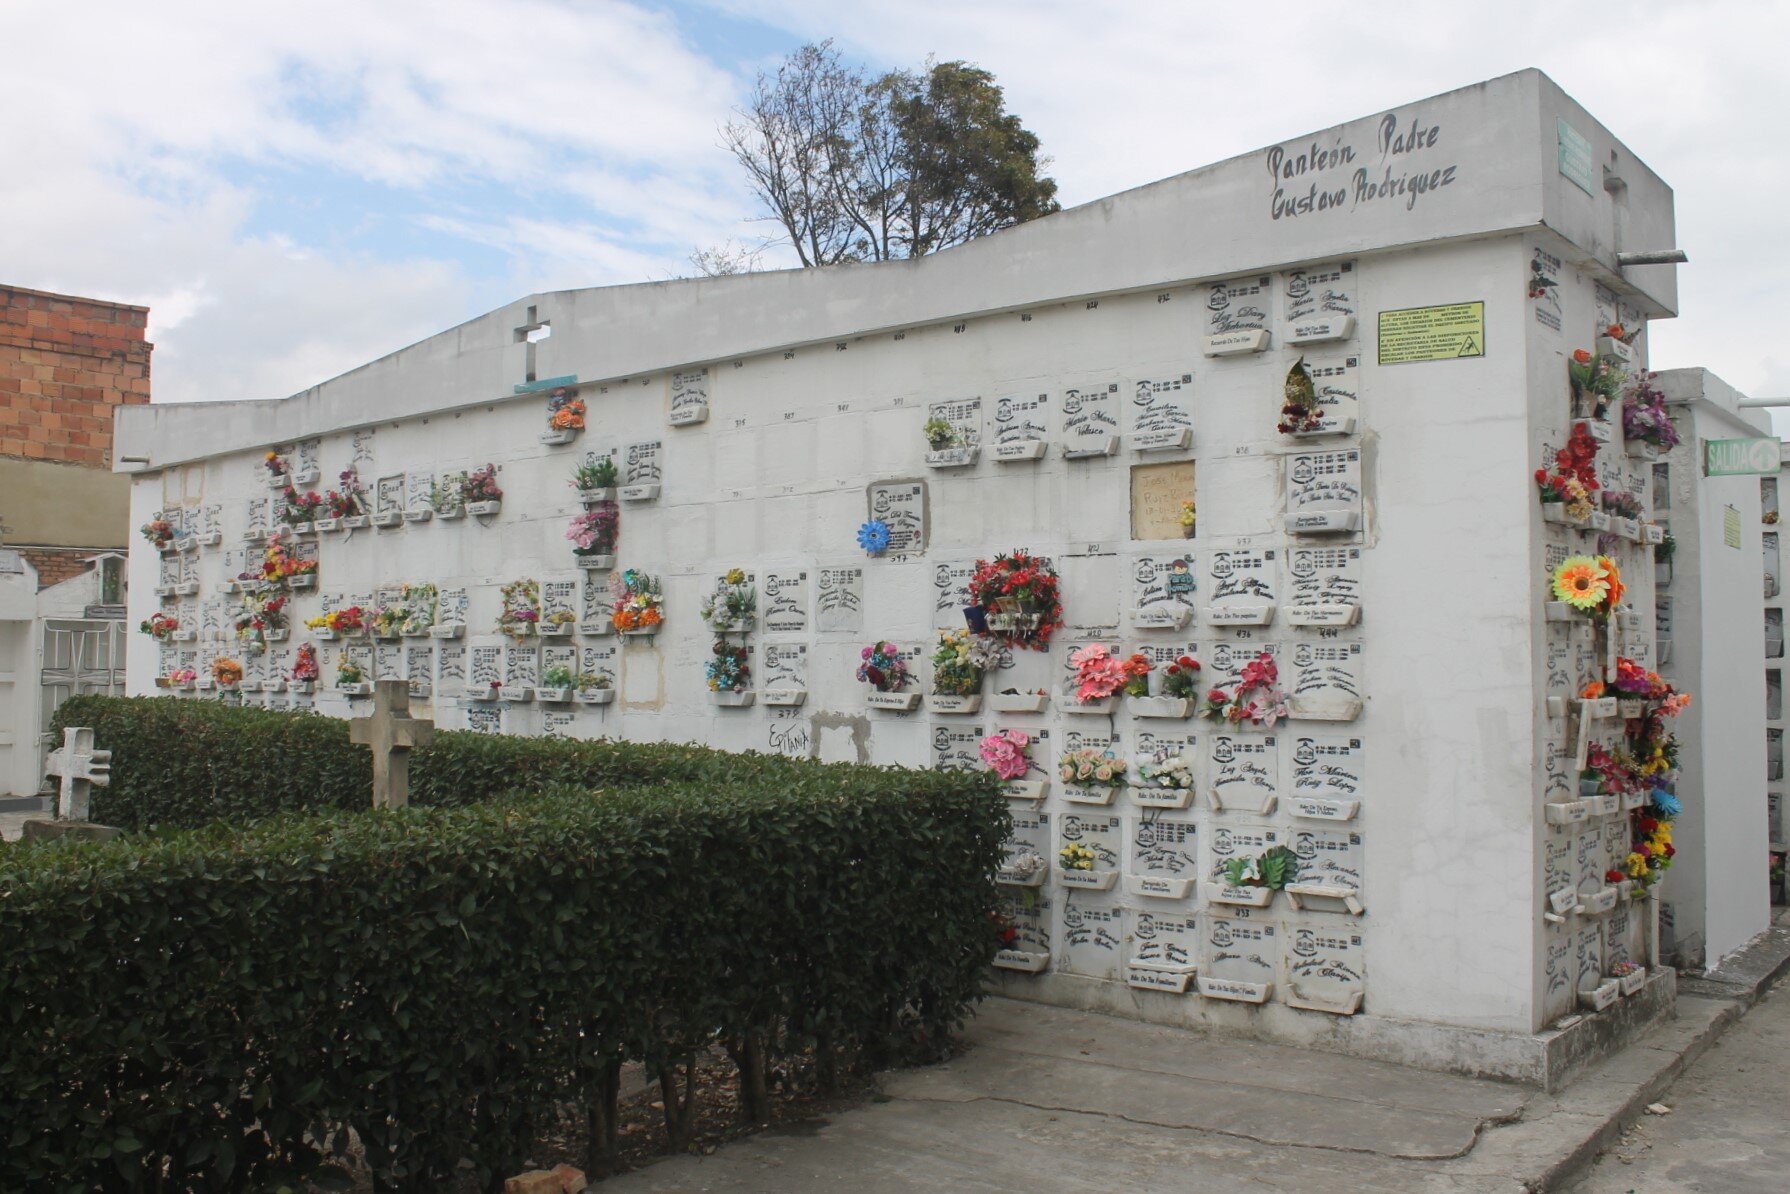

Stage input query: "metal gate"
[{"left": 37, "top": 618, "right": 125, "bottom": 786}]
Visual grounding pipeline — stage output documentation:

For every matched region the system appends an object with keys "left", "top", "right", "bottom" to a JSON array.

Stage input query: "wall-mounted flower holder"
[
  {"left": 1621, "top": 789, "right": 1648, "bottom": 812},
  {"left": 175, "top": 582, "right": 200, "bottom": 596},
  {"left": 1284, "top": 986, "right": 1362, "bottom": 1016},
  {"left": 313, "top": 628, "right": 339, "bottom": 641},
  {"left": 1587, "top": 511, "right": 1613, "bottom": 532},
  {"left": 1209, "top": 884, "right": 1277, "bottom": 908},
  {"left": 372, "top": 511, "right": 402, "bottom": 528},
  {"left": 1126, "top": 963, "right": 1196, "bottom": 994},
  {"left": 1284, "top": 603, "right": 1360, "bottom": 628},
  {"left": 761, "top": 688, "right": 807, "bottom": 707},
  {"left": 171, "top": 629, "right": 197, "bottom": 642},
  {"left": 667, "top": 405, "right": 708, "bottom": 428},
  {"left": 1614, "top": 517, "right": 1640, "bottom": 541},
  {"left": 1061, "top": 785, "right": 1119, "bottom": 806},
  {"left": 239, "top": 680, "right": 263, "bottom": 694},
  {"left": 312, "top": 518, "right": 341, "bottom": 534},
  {"left": 1127, "top": 427, "right": 1192, "bottom": 452},
  {"left": 1202, "top": 329, "right": 1270, "bottom": 356},
  {"left": 993, "top": 949, "right": 1050, "bottom": 973},
  {"left": 619, "top": 628, "right": 657, "bottom": 643},
  {"left": 1285, "top": 510, "right": 1361, "bottom": 536},
  {"left": 1198, "top": 976, "right": 1272, "bottom": 1003},
  {"left": 1625, "top": 439, "right": 1664, "bottom": 461},
  {"left": 1287, "top": 314, "right": 1357, "bottom": 345},
  {"left": 1127, "top": 696, "right": 1194, "bottom": 719},
  {"left": 1062, "top": 435, "right": 1121, "bottom": 459},
  {"left": 577, "top": 487, "right": 616, "bottom": 505},
  {"left": 1204, "top": 604, "right": 1275, "bottom": 626},
  {"left": 1285, "top": 883, "right": 1364, "bottom": 915},
  {"left": 154, "top": 583, "right": 178, "bottom": 597},
  {"left": 579, "top": 623, "right": 615, "bottom": 639},
  {"left": 1004, "top": 779, "right": 1048, "bottom": 802},
  {"left": 618, "top": 484, "right": 660, "bottom": 502},
  {"left": 1287, "top": 416, "right": 1358, "bottom": 439},
  {"left": 1544, "top": 602, "right": 1583, "bottom": 624},
  {"left": 221, "top": 580, "right": 242, "bottom": 594},
  {"left": 500, "top": 686, "right": 534, "bottom": 702},
  {"left": 408, "top": 680, "right": 431, "bottom": 699},
  {"left": 437, "top": 506, "right": 466, "bottom": 522},
  {"left": 1618, "top": 967, "right": 1648, "bottom": 997},
  {"left": 707, "top": 615, "right": 754, "bottom": 635},
  {"left": 1597, "top": 335, "right": 1636, "bottom": 365},
  {"left": 1544, "top": 799, "right": 1591, "bottom": 826},
  {"left": 537, "top": 687, "right": 574, "bottom": 703},
  {"left": 866, "top": 691, "right": 922, "bottom": 712},
  {"left": 1642, "top": 523, "right": 1665, "bottom": 545},
  {"left": 1287, "top": 696, "right": 1363, "bottom": 723},
  {"left": 341, "top": 515, "right": 369, "bottom": 531},
  {"left": 924, "top": 445, "right": 978, "bottom": 469},
  {"left": 429, "top": 623, "right": 465, "bottom": 640},
  {"left": 1127, "top": 874, "right": 1196, "bottom": 901},
  {"left": 372, "top": 630, "right": 402, "bottom": 643},
  {"left": 466, "top": 685, "right": 499, "bottom": 701},
  {"left": 404, "top": 508, "right": 433, "bottom": 524},
  {"left": 467, "top": 500, "right": 502, "bottom": 517},
  {"left": 989, "top": 691, "right": 1050, "bottom": 713},
  {"left": 710, "top": 690, "right": 756, "bottom": 707},
  {"left": 1588, "top": 792, "right": 1621, "bottom": 817},
  {"left": 540, "top": 428, "right": 579, "bottom": 446},
  {"left": 576, "top": 554, "right": 616, "bottom": 572},
  {"left": 195, "top": 677, "right": 215, "bottom": 692},
  {"left": 263, "top": 629, "right": 288, "bottom": 643},
  {"left": 399, "top": 625, "right": 430, "bottom": 639},
  {"left": 289, "top": 467, "right": 320, "bottom": 486},
  {"left": 578, "top": 688, "right": 615, "bottom": 706},
  {"left": 1577, "top": 886, "right": 1620, "bottom": 916},
  {"left": 1288, "top": 796, "right": 1359, "bottom": 821},
  {"left": 291, "top": 681, "right": 315, "bottom": 696},
  {"left": 1063, "top": 697, "right": 1116, "bottom": 716},
  {"left": 1131, "top": 786, "right": 1193, "bottom": 809},
  {"left": 176, "top": 537, "right": 199, "bottom": 554},
  {"left": 1578, "top": 981, "right": 1620, "bottom": 1012},
  {"left": 243, "top": 528, "right": 266, "bottom": 544},
  {"left": 338, "top": 682, "right": 374, "bottom": 697},
  {"left": 995, "top": 864, "right": 1047, "bottom": 888},
  {"left": 289, "top": 575, "right": 317, "bottom": 591},
  {"left": 537, "top": 623, "right": 574, "bottom": 638},
  {"left": 1131, "top": 605, "right": 1193, "bottom": 631},
  {"left": 1541, "top": 505, "right": 1588, "bottom": 528},
  {"left": 157, "top": 541, "right": 179, "bottom": 557},
  {"left": 1585, "top": 420, "right": 1614, "bottom": 445},
  {"left": 992, "top": 440, "right": 1048, "bottom": 462},
  {"left": 1207, "top": 791, "right": 1276, "bottom": 816},
  {"left": 264, "top": 679, "right": 288, "bottom": 694},
  {"left": 1058, "top": 868, "right": 1118, "bottom": 892}
]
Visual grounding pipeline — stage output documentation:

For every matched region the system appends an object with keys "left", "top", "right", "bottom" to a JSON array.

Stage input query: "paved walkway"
[{"left": 1567, "top": 978, "right": 1790, "bottom": 1193}]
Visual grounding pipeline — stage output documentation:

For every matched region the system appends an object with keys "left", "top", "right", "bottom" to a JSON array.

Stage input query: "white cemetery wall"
[{"left": 1652, "top": 369, "right": 1773, "bottom": 967}]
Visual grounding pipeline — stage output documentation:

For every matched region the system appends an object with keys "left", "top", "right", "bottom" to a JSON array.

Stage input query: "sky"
[{"left": 3, "top": 0, "right": 1787, "bottom": 423}]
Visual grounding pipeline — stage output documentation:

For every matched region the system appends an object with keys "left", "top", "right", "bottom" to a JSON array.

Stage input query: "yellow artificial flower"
[{"left": 1552, "top": 556, "right": 1610, "bottom": 610}]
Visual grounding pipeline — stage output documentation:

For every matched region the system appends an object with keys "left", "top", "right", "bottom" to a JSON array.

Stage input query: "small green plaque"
[
  {"left": 1705, "top": 437, "right": 1780, "bottom": 477},
  {"left": 1557, "top": 119, "right": 1595, "bottom": 197}
]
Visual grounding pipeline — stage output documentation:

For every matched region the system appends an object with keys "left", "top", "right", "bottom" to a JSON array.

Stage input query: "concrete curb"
[{"left": 1494, "top": 916, "right": 1790, "bottom": 1192}]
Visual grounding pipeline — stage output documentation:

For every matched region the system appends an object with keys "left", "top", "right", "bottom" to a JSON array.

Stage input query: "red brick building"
[{"left": 0, "top": 284, "right": 153, "bottom": 587}]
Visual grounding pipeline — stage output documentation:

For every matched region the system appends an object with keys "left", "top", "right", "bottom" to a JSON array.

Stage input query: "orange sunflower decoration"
[{"left": 1551, "top": 556, "right": 1611, "bottom": 611}]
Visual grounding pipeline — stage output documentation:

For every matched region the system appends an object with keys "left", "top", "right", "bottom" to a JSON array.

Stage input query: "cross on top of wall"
[
  {"left": 514, "top": 305, "right": 551, "bottom": 385},
  {"left": 349, "top": 680, "right": 436, "bottom": 809}
]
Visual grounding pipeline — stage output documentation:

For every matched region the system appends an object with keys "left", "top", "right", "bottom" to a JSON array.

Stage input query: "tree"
[{"left": 708, "top": 42, "right": 1057, "bottom": 271}]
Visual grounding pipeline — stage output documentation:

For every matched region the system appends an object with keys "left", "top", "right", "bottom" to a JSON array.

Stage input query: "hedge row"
[
  {"left": 0, "top": 777, "right": 1007, "bottom": 1190},
  {"left": 51, "top": 695, "right": 868, "bottom": 831}
]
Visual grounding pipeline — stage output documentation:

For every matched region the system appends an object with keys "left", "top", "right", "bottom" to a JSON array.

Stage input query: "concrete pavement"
[{"left": 1567, "top": 978, "right": 1790, "bottom": 1192}]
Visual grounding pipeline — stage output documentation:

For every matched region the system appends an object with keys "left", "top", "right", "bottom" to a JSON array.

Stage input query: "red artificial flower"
[
  {"left": 1573, "top": 349, "right": 1592, "bottom": 365},
  {"left": 1605, "top": 870, "right": 1623, "bottom": 884}
]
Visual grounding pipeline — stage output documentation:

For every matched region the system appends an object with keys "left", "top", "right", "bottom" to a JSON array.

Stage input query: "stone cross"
[
  {"left": 44, "top": 726, "right": 110, "bottom": 821},
  {"left": 349, "top": 679, "right": 435, "bottom": 809},
  {"left": 514, "top": 304, "right": 550, "bottom": 385}
]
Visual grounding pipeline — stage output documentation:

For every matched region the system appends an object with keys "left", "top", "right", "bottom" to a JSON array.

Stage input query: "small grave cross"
[
  {"left": 44, "top": 726, "right": 110, "bottom": 821},
  {"left": 350, "top": 679, "right": 436, "bottom": 809},
  {"left": 514, "top": 304, "right": 551, "bottom": 385}
]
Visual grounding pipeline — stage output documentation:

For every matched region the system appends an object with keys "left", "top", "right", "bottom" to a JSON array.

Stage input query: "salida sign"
[{"left": 1265, "top": 111, "right": 1461, "bottom": 221}]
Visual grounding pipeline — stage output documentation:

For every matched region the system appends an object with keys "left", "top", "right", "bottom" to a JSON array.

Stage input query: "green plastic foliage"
[{"left": 9, "top": 699, "right": 1008, "bottom": 1190}]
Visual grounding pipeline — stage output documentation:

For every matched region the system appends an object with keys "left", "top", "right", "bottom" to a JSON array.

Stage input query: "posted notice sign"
[{"left": 1377, "top": 302, "right": 1485, "bottom": 365}]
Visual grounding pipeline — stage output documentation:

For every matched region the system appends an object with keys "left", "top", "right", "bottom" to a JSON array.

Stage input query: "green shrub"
[
  {"left": 51, "top": 695, "right": 865, "bottom": 831},
  {"left": 0, "top": 776, "right": 1006, "bottom": 1190}
]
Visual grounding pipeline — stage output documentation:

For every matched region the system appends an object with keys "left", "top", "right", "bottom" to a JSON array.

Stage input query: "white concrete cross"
[
  {"left": 349, "top": 679, "right": 436, "bottom": 809},
  {"left": 514, "top": 304, "right": 551, "bottom": 385},
  {"left": 44, "top": 726, "right": 110, "bottom": 821}
]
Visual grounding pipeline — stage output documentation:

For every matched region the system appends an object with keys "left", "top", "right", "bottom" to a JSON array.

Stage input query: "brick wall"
[
  {"left": 16, "top": 546, "right": 96, "bottom": 589},
  {"left": 0, "top": 284, "right": 152, "bottom": 469}
]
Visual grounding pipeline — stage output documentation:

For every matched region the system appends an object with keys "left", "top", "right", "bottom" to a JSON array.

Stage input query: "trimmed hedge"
[
  {"left": 0, "top": 777, "right": 1006, "bottom": 1190},
  {"left": 51, "top": 695, "right": 867, "bottom": 831}
]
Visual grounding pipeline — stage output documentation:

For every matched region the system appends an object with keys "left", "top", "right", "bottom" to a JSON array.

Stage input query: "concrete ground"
[
  {"left": 604, "top": 921, "right": 1790, "bottom": 1194},
  {"left": 1567, "top": 979, "right": 1790, "bottom": 1193}
]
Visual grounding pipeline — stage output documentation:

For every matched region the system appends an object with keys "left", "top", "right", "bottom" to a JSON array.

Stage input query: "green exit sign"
[{"left": 1705, "top": 437, "right": 1782, "bottom": 477}]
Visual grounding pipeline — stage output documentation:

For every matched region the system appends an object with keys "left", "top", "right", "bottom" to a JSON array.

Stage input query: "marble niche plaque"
[
  {"left": 1282, "top": 260, "right": 1357, "bottom": 346},
  {"left": 1283, "top": 923, "right": 1365, "bottom": 1015},
  {"left": 1287, "top": 734, "right": 1363, "bottom": 822},
  {"left": 1060, "top": 382, "right": 1121, "bottom": 458},
  {"left": 1202, "top": 275, "right": 1272, "bottom": 356},
  {"left": 867, "top": 480, "right": 927, "bottom": 557},
  {"left": 1205, "top": 548, "right": 1276, "bottom": 626},
  {"left": 1126, "top": 372, "right": 1194, "bottom": 452},
  {"left": 990, "top": 391, "right": 1050, "bottom": 461},
  {"left": 1199, "top": 912, "right": 1278, "bottom": 1003},
  {"left": 1125, "top": 908, "right": 1200, "bottom": 992},
  {"left": 1285, "top": 449, "right": 1363, "bottom": 536}
]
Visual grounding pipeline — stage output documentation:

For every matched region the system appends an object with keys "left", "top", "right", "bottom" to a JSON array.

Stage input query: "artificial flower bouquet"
[
  {"left": 969, "top": 550, "right": 1063, "bottom": 648},
  {"left": 610, "top": 570, "right": 664, "bottom": 634},
  {"left": 701, "top": 569, "right": 756, "bottom": 632},
  {"left": 1198, "top": 650, "right": 1287, "bottom": 727},
  {"left": 705, "top": 640, "right": 751, "bottom": 694}
]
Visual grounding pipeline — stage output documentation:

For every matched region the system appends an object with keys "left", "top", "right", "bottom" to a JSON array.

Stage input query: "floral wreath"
[{"left": 969, "top": 550, "right": 1063, "bottom": 649}]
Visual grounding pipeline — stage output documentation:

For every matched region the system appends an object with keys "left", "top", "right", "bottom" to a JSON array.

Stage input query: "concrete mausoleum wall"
[{"left": 116, "top": 69, "right": 1683, "bottom": 1084}]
